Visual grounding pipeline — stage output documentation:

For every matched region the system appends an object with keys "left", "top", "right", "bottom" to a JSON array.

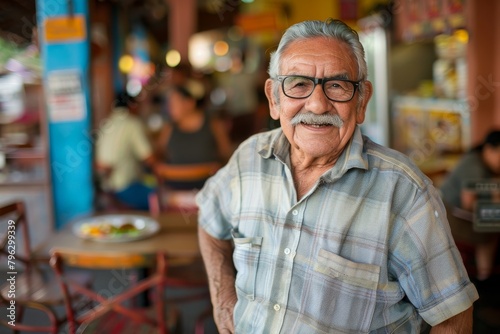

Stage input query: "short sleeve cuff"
[{"left": 419, "top": 282, "right": 479, "bottom": 326}]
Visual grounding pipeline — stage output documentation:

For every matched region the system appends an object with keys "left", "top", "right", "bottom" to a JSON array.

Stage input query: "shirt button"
[
  {"left": 292, "top": 210, "right": 298, "bottom": 216},
  {"left": 274, "top": 304, "right": 281, "bottom": 311},
  {"left": 284, "top": 248, "right": 291, "bottom": 255},
  {"left": 434, "top": 210, "right": 439, "bottom": 217}
]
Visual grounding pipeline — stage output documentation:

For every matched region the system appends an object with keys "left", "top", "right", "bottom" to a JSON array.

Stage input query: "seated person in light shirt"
[
  {"left": 196, "top": 19, "right": 478, "bottom": 333},
  {"left": 440, "top": 130, "right": 500, "bottom": 281},
  {"left": 95, "top": 92, "right": 156, "bottom": 210}
]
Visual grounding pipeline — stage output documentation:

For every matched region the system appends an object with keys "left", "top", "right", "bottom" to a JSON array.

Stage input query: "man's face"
[{"left": 265, "top": 37, "right": 372, "bottom": 161}]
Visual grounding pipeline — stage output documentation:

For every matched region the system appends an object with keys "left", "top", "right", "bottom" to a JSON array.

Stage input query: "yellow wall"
[
  {"left": 239, "top": 0, "right": 390, "bottom": 30},
  {"left": 282, "top": 0, "right": 388, "bottom": 25},
  {"left": 285, "top": 0, "right": 338, "bottom": 25}
]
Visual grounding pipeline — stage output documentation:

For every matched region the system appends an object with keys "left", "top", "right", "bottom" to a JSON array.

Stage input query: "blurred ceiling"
[
  {"left": 0, "top": 0, "right": 239, "bottom": 47},
  {"left": 0, "top": 0, "right": 37, "bottom": 45},
  {"left": 111, "top": 0, "right": 240, "bottom": 45}
]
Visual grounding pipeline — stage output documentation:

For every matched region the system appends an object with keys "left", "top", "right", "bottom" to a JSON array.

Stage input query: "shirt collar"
[{"left": 258, "top": 126, "right": 369, "bottom": 181}]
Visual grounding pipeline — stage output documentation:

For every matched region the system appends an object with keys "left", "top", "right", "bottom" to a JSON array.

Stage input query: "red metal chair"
[
  {"left": 164, "top": 256, "right": 213, "bottom": 334},
  {"left": 0, "top": 201, "right": 91, "bottom": 333},
  {"left": 147, "top": 162, "right": 217, "bottom": 333},
  {"left": 50, "top": 251, "right": 181, "bottom": 334}
]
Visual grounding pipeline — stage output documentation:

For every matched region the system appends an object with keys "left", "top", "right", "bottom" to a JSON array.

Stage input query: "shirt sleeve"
[
  {"left": 196, "top": 150, "right": 240, "bottom": 240},
  {"left": 390, "top": 184, "right": 479, "bottom": 326},
  {"left": 95, "top": 120, "right": 119, "bottom": 166},
  {"left": 128, "top": 119, "right": 153, "bottom": 161}
]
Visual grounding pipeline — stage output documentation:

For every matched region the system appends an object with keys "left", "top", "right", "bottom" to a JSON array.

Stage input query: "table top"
[{"left": 39, "top": 211, "right": 201, "bottom": 269}]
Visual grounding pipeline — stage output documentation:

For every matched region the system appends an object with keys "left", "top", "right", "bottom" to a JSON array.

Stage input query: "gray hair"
[{"left": 268, "top": 19, "right": 368, "bottom": 102}]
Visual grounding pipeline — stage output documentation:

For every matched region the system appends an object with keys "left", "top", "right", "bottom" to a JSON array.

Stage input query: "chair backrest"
[
  {"left": 155, "top": 162, "right": 220, "bottom": 182},
  {"left": 0, "top": 201, "right": 67, "bottom": 334},
  {"left": 150, "top": 162, "right": 221, "bottom": 215},
  {"left": 50, "top": 251, "right": 169, "bottom": 334},
  {"left": 0, "top": 201, "right": 31, "bottom": 266}
]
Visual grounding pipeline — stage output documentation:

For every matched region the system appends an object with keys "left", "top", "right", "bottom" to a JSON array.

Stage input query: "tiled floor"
[
  {"left": 2, "top": 269, "right": 499, "bottom": 333},
  {"left": 0, "top": 268, "right": 218, "bottom": 334}
]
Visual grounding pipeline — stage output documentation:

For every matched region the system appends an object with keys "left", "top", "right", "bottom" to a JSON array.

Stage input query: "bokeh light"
[
  {"left": 118, "top": 55, "right": 134, "bottom": 73},
  {"left": 165, "top": 49, "right": 181, "bottom": 67},
  {"left": 213, "top": 40, "right": 229, "bottom": 56},
  {"left": 126, "top": 78, "right": 142, "bottom": 97}
]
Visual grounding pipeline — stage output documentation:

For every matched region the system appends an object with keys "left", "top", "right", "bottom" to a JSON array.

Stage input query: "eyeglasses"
[{"left": 276, "top": 75, "right": 360, "bottom": 102}]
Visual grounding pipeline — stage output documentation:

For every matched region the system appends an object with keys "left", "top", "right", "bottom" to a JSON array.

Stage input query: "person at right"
[{"left": 440, "top": 130, "right": 500, "bottom": 281}]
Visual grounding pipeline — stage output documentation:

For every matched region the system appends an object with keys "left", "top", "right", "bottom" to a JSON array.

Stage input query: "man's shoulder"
[
  {"left": 362, "top": 136, "right": 429, "bottom": 186},
  {"left": 363, "top": 137, "right": 411, "bottom": 162},
  {"left": 235, "top": 128, "right": 282, "bottom": 153}
]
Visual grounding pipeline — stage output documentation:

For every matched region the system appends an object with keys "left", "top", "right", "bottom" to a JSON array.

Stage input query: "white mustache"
[{"left": 291, "top": 112, "right": 344, "bottom": 127}]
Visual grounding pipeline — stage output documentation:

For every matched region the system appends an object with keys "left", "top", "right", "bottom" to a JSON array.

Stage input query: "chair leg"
[
  {"left": 13, "top": 305, "right": 23, "bottom": 334},
  {"left": 1, "top": 303, "right": 60, "bottom": 334},
  {"left": 194, "top": 306, "right": 214, "bottom": 334},
  {"left": 148, "top": 192, "right": 160, "bottom": 217}
]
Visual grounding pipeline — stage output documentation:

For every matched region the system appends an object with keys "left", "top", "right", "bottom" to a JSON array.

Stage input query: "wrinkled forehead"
[{"left": 280, "top": 37, "right": 358, "bottom": 78}]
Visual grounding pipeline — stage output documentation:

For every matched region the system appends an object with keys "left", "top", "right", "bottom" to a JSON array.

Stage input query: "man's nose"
[{"left": 305, "top": 84, "right": 331, "bottom": 112}]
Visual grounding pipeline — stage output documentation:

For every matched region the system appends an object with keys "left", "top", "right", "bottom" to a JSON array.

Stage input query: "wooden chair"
[
  {"left": 149, "top": 162, "right": 221, "bottom": 216},
  {"left": 163, "top": 256, "right": 212, "bottom": 334},
  {"left": 0, "top": 201, "right": 91, "bottom": 333},
  {"left": 50, "top": 251, "right": 181, "bottom": 334},
  {"left": 148, "top": 161, "right": 218, "bottom": 333}
]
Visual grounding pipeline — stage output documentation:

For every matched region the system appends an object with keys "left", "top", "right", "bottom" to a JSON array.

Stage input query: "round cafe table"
[
  {"left": 39, "top": 211, "right": 201, "bottom": 269},
  {"left": 41, "top": 210, "right": 210, "bottom": 330}
]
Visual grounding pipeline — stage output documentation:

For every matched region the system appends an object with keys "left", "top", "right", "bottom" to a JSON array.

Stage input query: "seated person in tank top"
[{"left": 155, "top": 80, "right": 233, "bottom": 189}]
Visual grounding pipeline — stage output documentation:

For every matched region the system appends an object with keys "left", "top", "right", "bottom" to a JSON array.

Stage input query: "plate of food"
[{"left": 73, "top": 214, "right": 160, "bottom": 243}]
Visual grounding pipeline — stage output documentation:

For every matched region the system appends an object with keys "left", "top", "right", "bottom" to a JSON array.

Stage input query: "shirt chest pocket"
[
  {"left": 302, "top": 249, "right": 381, "bottom": 333},
  {"left": 232, "top": 231, "right": 263, "bottom": 301}
]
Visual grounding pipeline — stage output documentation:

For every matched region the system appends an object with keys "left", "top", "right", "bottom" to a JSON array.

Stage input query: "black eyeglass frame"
[{"left": 276, "top": 75, "right": 361, "bottom": 102}]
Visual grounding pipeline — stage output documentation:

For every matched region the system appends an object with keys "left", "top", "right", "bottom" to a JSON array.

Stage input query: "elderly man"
[{"left": 197, "top": 19, "right": 478, "bottom": 333}]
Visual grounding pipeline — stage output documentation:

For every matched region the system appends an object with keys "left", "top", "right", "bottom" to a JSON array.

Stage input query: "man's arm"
[
  {"left": 430, "top": 306, "right": 473, "bottom": 333},
  {"left": 198, "top": 226, "right": 237, "bottom": 334}
]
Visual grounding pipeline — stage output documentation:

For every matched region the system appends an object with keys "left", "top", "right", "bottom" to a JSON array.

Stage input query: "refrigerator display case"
[
  {"left": 392, "top": 95, "right": 470, "bottom": 183},
  {"left": 358, "top": 14, "right": 391, "bottom": 147}
]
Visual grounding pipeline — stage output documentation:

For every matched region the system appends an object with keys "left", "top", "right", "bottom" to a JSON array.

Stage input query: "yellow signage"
[
  {"left": 235, "top": 12, "right": 279, "bottom": 34},
  {"left": 44, "top": 15, "right": 86, "bottom": 43}
]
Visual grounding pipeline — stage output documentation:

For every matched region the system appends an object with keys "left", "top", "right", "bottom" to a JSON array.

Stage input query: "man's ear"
[
  {"left": 265, "top": 79, "right": 280, "bottom": 120},
  {"left": 355, "top": 80, "right": 373, "bottom": 124}
]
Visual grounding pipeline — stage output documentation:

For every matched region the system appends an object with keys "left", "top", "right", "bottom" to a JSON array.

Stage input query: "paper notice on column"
[
  {"left": 47, "top": 70, "right": 86, "bottom": 122},
  {"left": 0, "top": 73, "right": 25, "bottom": 124}
]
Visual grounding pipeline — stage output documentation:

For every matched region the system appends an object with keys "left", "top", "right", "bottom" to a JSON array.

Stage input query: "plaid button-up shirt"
[{"left": 196, "top": 126, "right": 478, "bottom": 333}]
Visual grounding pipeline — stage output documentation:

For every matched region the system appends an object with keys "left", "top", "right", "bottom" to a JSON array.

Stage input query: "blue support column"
[{"left": 36, "top": 0, "right": 94, "bottom": 228}]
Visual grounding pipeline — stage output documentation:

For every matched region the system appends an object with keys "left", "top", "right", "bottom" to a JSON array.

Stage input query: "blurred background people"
[
  {"left": 440, "top": 130, "right": 500, "bottom": 281},
  {"left": 95, "top": 92, "right": 156, "bottom": 210},
  {"left": 155, "top": 79, "right": 233, "bottom": 190}
]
